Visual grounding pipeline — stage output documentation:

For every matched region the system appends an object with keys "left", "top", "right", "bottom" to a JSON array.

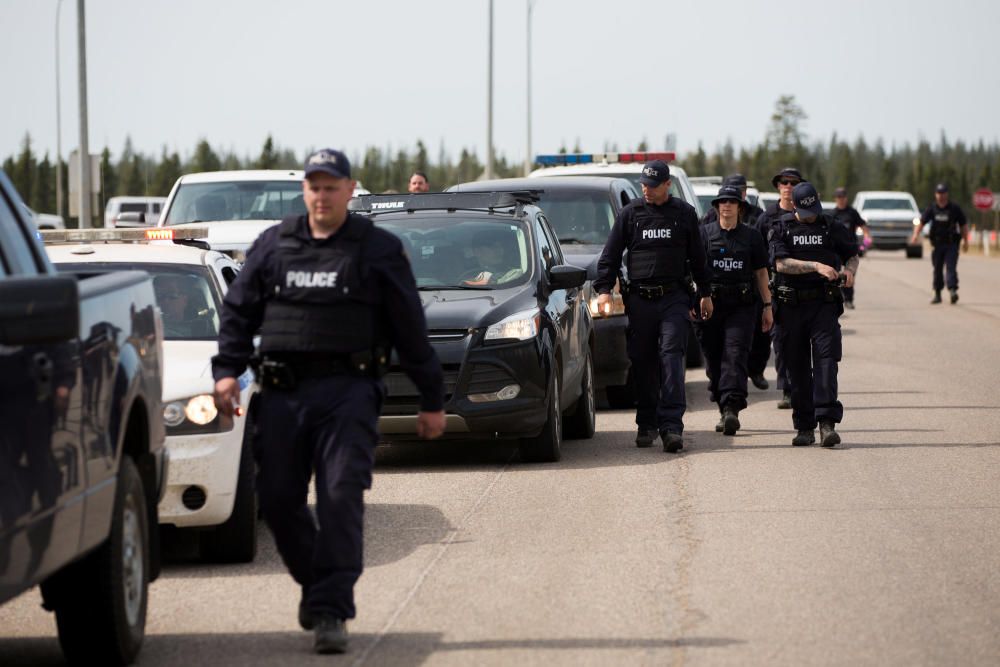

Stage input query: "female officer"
[{"left": 696, "top": 185, "right": 773, "bottom": 435}]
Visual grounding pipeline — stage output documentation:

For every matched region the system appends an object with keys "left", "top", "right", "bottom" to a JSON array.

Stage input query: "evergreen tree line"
[{"left": 4, "top": 97, "right": 999, "bottom": 227}]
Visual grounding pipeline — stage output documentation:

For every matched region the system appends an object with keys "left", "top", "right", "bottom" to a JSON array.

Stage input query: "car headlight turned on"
[
  {"left": 485, "top": 308, "right": 540, "bottom": 343},
  {"left": 163, "top": 394, "right": 234, "bottom": 435},
  {"left": 588, "top": 279, "right": 626, "bottom": 318},
  {"left": 468, "top": 383, "right": 521, "bottom": 403}
]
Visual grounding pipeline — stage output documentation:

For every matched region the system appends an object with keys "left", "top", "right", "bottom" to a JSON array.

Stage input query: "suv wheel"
[
  {"left": 202, "top": 412, "right": 258, "bottom": 563},
  {"left": 519, "top": 366, "right": 562, "bottom": 462},
  {"left": 563, "top": 352, "right": 596, "bottom": 440},
  {"left": 46, "top": 457, "right": 149, "bottom": 665}
]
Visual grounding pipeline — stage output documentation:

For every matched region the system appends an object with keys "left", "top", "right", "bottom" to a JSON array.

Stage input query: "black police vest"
[
  {"left": 930, "top": 206, "right": 960, "bottom": 244},
  {"left": 774, "top": 215, "right": 841, "bottom": 287},
  {"left": 831, "top": 207, "right": 860, "bottom": 234},
  {"left": 259, "top": 216, "right": 377, "bottom": 355},
  {"left": 627, "top": 201, "right": 689, "bottom": 283},
  {"left": 704, "top": 224, "right": 754, "bottom": 284}
]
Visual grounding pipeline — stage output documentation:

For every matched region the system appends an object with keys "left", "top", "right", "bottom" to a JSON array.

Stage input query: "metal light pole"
[
  {"left": 55, "top": 0, "right": 64, "bottom": 218},
  {"left": 485, "top": 0, "right": 495, "bottom": 180},
  {"left": 76, "top": 0, "right": 91, "bottom": 228},
  {"left": 524, "top": 0, "right": 535, "bottom": 176}
]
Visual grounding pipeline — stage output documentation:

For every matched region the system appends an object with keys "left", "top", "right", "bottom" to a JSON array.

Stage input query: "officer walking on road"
[
  {"left": 830, "top": 187, "right": 870, "bottom": 309},
  {"left": 701, "top": 173, "right": 764, "bottom": 227},
  {"left": 696, "top": 185, "right": 773, "bottom": 436},
  {"left": 595, "top": 159, "right": 713, "bottom": 453},
  {"left": 911, "top": 182, "right": 968, "bottom": 304},
  {"left": 212, "top": 148, "right": 446, "bottom": 654},
  {"left": 754, "top": 167, "right": 804, "bottom": 409},
  {"left": 770, "top": 182, "right": 859, "bottom": 447}
]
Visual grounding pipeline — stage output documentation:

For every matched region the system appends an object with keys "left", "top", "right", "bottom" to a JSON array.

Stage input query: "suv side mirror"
[
  {"left": 548, "top": 264, "right": 587, "bottom": 290},
  {"left": 0, "top": 276, "right": 80, "bottom": 344}
]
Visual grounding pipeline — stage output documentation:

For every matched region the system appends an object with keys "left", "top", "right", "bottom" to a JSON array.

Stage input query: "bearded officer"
[
  {"left": 595, "top": 159, "right": 712, "bottom": 453},
  {"left": 212, "top": 148, "right": 446, "bottom": 654},
  {"left": 770, "top": 182, "right": 859, "bottom": 447}
]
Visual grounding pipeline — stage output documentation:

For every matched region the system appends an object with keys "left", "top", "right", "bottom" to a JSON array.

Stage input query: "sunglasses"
[{"left": 778, "top": 179, "right": 800, "bottom": 186}]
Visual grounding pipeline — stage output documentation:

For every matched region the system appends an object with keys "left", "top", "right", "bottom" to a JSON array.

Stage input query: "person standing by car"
[
  {"left": 696, "top": 185, "right": 773, "bottom": 436},
  {"left": 829, "top": 187, "right": 870, "bottom": 309},
  {"left": 911, "top": 183, "right": 968, "bottom": 304},
  {"left": 212, "top": 148, "right": 446, "bottom": 654},
  {"left": 754, "top": 167, "right": 804, "bottom": 408},
  {"left": 595, "top": 159, "right": 713, "bottom": 453},
  {"left": 408, "top": 171, "right": 430, "bottom": 193},
  {"left": 770, "top": 182, "right": 859, "bottom": 448}
]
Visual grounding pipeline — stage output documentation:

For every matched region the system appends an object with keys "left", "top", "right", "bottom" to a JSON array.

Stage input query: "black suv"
[
  {"left": 351, "top": 192, "right": 595, "bottom": 462},
  {"left": 451, "top": 177, "right": 703, "bottom": 409}
]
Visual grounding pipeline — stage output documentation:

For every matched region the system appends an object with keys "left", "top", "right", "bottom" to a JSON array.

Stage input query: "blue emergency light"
[{"left": 534, "top": 151, "right": 676, "bottom": 166}]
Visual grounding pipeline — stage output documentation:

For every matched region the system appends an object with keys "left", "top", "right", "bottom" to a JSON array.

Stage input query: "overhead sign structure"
[{"left": 972, "top": 188, "right": 995, "bottom": 211}]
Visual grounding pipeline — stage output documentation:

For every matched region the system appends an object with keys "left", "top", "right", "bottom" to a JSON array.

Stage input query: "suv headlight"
[
  {"left": 485, "top": 309, "right": 540, "bottom": 343},
  {"left": 163, "top": 394, "right": 234, "bottom": 435}
]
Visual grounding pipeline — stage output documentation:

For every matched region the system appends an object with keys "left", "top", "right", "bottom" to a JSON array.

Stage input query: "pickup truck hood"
[
  {"left": 171, "top": 220, "right": 281, "bottom": 251},
  {"left": 861, "top": 209, "right": 918, "bottom": 222},
  {"left": 420, "top": 284, "right": 533, "bottom": 330},
  {"left": 162, "top": 340, "right": 217, "bottom": 400}
]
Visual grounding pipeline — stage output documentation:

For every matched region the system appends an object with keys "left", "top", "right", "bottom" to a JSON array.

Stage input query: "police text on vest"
[
  {"left": 642, "top": 228, "right": 672, "bottom": 240},
  {"left": 792, "top": 235, "right": 824, "bottom": 246},
  {"left": 286, "top": 271, "right": 339, "bottom": 288},
  {"left": 713, "top": 257, "right": 744, "bottom": 271}
]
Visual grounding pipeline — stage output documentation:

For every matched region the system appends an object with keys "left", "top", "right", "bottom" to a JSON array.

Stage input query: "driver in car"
[
  {"left": 154, "top": 275, "right": 200, "bottom": 337},
  {"left": 462, "top": 231, "right": 523, "bottom": 286}
]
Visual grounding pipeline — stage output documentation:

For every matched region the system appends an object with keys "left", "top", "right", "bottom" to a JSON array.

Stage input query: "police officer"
[
  {"left": 595, "top": 159, "right": 712, "bottom": 453},
  {"left": 696, "top": 185, "right": 773, "bottom": 435},
  {"left": 829, "top": 187, "right": 870, "bottom": 309},
  {"left": 770, "top": 181, "right": 859, "bottom": 447},
  {"left": 408, "top": 171, "right": 430, "bottom": 193},
  {"left": 754, "top": 167, "right": 804, "bottom": 409},
  {"left": 911, "top": 182, "right": 968, "bottom": 304},
  {"left": 212, "top": 148, "right": 446, "bottom": 654},
  {"left": 701, "top": 173, "right": 764, "bottom": 227}
]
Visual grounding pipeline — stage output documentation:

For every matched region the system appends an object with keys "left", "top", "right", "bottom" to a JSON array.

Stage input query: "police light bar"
[
  {"left": 40, "top": 227, "right": 209, "bottom": 244},
  {"left": 350, "top": 191, "right": 540, "bottom": 213},
  {"left": 534, "top": 151, "right": 676, "bottom": 166}
]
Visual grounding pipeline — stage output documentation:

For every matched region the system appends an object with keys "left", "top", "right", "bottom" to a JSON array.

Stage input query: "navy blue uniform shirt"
[
  {"left": 830, "top": 205, "right": 866, "bottom": 236},
  {"left": 212, "top": 213, "right": 445, "bottom": 412},
  {"left": 595, "top": 196, "right": 710, "bottom": 296},
  {"left": 770, "top": 213, "right": 858, "bottom": 288},
  {"left": 920, "top": 201, "right": 967, "bottom": 243},
  {"left": 699, "top": 222, "right": 768, "bottom": 285}
]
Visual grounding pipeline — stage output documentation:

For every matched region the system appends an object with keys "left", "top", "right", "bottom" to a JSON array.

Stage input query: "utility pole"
[
  {"left": 76, "top": 0, "right": 92, "bottom": 228},
  {"left": 485, "top": 0, "right": 495, "bottom": 180},
  {"left": 524, "top": 0, "right": 534, "bottom": 176},
  {"left": 55, "top": 0, "right": 64, "bottom": 218}
]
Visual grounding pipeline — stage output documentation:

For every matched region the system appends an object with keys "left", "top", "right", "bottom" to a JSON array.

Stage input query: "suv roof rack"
[{"left": 350, "top": 191, "right": 541, "bottom": 215}]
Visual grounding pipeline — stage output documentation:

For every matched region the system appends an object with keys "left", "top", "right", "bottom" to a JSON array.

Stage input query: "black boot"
[
  {"left": 949, "top": 288, "right": 959, "bottom": 304},
  {"left": 722, "top": 407, "right": 740, "bottom": 436},
  {"left": 635, "top": 428, "right": 657, "bottom": 448},
  {"left": 819, "top": 421, "right": 841, "bottom": 448},
  {"left": 715, "top": 412, "right": 725, "bottom": 433},
  {"left": 792, "top": 429, "right": 815, "bottom": 446},
  {"left": 661, "top": 431, "right": 684, "bottom": 453},
  {"left": 931, "top": 290, "right": 942, "bottom": 304},
  {"left": 777, "top": 390, "right": 792, "bottom": 409},
  {"left": 750, "top": 373, "right": 769, "bottom": 390},
  {"left": 314, "top": 616, "right": 348, "bottom": 654}
]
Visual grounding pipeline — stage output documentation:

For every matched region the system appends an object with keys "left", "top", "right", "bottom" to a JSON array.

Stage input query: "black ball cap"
[{"left": 639, "top": 160, "right": 671, "bottom": 186}]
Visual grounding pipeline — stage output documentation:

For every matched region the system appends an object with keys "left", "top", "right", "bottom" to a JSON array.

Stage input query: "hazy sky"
[{"left": 3, "top": 0, "right": 1000, "bottom": 167}]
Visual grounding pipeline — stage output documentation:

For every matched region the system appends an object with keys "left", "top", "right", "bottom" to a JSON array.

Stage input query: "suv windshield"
[
  {"left": 378, "top": 217, "right": 532, "bottom": 290},
  {"left": 861, "top": 198, "right": 917, "bottom": 212},
  {"left": 58, "top": 263, "right": 221, "bottom": 340},
  {"left": 163, "top": 181, "right": 307, "bottom": 224},
  {"left": 531, "top": 190, "right": 615, "bottom": 245}
]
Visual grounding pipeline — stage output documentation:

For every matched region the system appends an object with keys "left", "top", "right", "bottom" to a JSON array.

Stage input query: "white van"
[{"left": 105, "top": 196, "right": 167, "bottom": 227}]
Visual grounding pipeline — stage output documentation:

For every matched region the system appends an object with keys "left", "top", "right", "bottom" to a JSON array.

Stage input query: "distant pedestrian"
[
  {"left": 408, "top": 171, "right": 430, "bottom": 193},
  {"left": 911, "top": 183, "right": 968, "bottom": 304},
  {"left": 829, "top": 187, "right": 870, "bottom": 309}
]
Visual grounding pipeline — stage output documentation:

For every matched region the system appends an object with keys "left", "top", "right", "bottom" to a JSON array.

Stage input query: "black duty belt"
[
  {"left": 254, "top": 350, "right": 387, "bottom": 390},
  {"left": 634, "top": 282, "right": 680, "bottom": 300},
  {"left": 710, "top": 282, "right": 754, "bottom": 304},
  {"left": 775, "top": 284, "right": 844, "bottom": 306}
]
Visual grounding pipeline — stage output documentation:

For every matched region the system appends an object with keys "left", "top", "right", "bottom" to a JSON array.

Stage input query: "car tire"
[
  {"left": 201, "top": 416, "right": 258, "bottom": 564},
  {"left": 519, "top": 366, "right": 562, "bottom": 463},
  {"left": 47, "top": 457, "right": 149, "bottom": 666},
  {"left": 563, "top": 352, "right": 596, "bottom": 440},
  {"left": 905, "top": 243, "right": 923, "bottom": 259}
]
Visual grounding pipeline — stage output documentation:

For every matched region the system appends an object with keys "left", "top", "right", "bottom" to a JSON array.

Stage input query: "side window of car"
[
  {"left": 536, "top": 215, "right": 563, "bottom": 267},
  {"left": 0, "top": 190, "right": 42, "bottom": 276},
  {"left": 620, "top": 183, "right": 639, "bottom": 207},
  {"left": 220, "top": 266, "right": 238, "bottom": 286}
]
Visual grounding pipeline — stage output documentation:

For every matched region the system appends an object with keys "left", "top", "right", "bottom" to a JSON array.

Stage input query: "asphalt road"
[{"left": 2, "top": 249, "right": 999, "bottom": 666}]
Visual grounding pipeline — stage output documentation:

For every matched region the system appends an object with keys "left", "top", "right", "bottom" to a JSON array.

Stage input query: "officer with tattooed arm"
[
  {"left": 770, "top": 182, "right": 859, "bottom": 448},
  {"left": 212, "top": 148, "right": 445, "bottom": 654}
]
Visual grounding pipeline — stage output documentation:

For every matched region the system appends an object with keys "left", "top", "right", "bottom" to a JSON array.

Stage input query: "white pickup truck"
[{"left": 851, "top": 190, "right": 923, "bottom": 257}]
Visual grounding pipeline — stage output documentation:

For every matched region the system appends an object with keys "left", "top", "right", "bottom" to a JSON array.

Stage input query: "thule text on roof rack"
[{"left": 350, "top": 191, "right": 541, "bottom": 214}]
